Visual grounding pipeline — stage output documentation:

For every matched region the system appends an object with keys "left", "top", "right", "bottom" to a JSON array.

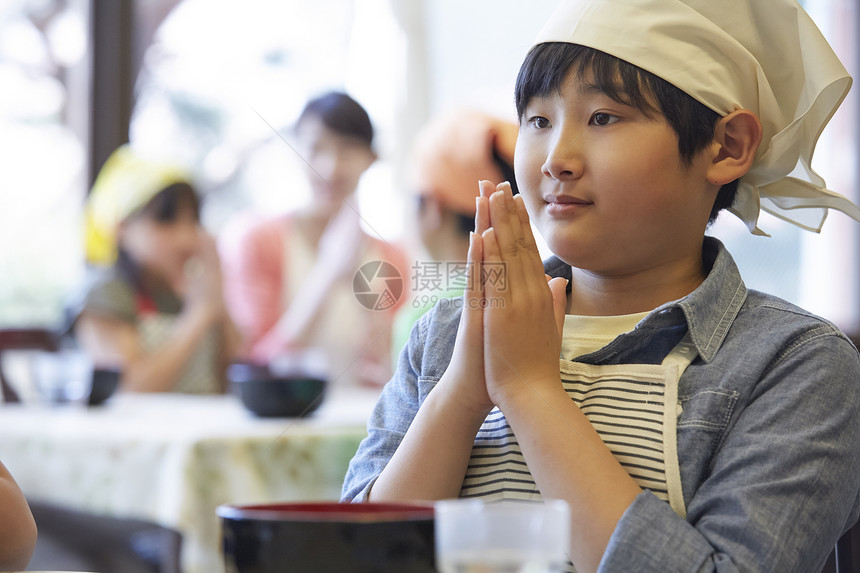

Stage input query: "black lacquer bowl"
[
  {"left": 88, "top": 367, "right": 121, "bottom": 406},
  {"left": 217, "top": 501, "right": 436, "bottom": 573},
  {"left": 227, "top": 362, "right": 326, "bottom": 418}
]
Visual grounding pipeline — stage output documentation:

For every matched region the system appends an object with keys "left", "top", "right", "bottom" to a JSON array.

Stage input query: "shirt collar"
[
  {"left": 543, "top": 237, "right": 748, "bottom": 363},
  {"left": 652, "top": 237, "right": 747, "bottom": 362}
]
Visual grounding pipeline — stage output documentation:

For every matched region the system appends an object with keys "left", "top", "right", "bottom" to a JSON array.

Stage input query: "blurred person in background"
[
  {"left": 0, "top": 460, "right": 36, "bottom": 570},
  {"left": 221, "top": 91, "right": 407, "bottom": 389},
  {"left": 72, "top": 145, "right": 240, "bottom": 393},
  {"left": 391, "top": 109, "right": 518, "bottom": 362}
]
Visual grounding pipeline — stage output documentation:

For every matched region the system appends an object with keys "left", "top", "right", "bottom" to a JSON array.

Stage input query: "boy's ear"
[{"left": 707, "top": 109, "right": 762, "bottom": 186}]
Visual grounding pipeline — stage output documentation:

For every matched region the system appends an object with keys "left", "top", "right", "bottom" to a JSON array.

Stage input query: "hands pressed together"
[
  {"left": 184, "top": 231, "right": 230, "bottom": 322},
  {"left": 442, "top": 180, "right": 569, "bottom": 415}
]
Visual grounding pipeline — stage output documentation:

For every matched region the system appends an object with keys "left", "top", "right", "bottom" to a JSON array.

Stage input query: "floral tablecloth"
[{"left": 0, "top": 388, "right": 378, "bottom": 573}]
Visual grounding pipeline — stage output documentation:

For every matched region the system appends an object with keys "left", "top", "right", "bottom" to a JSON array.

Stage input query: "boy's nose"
[{"left": 542, "top": 131, "right": 583, "bottom": 180}]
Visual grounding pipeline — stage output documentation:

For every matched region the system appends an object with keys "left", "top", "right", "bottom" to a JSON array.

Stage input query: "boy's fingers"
[
  {"left": 514, "top": 195, "right": 545, "bottom": 278},
  {"left": 475, "top": 180, "right": 494, "bottom": 235},
  {"left": 466, "top": 231, "right": 483, "bottom": 299},
  {"left": 513, "top": 195, "right": 534, "bottom": 244},
  {"left": 457, "top": 231, "right": 484, "bottom": 339},
  {"left": 498, "top": 182, "right": 524, "bottom": 237},
  {"left": 489, "top": 186, "right": 544, "bottom": 287},
  {"left": 478, "top": 179, "right": 495, "bottom": 199},
  {"left": 496, "top": 183, "right": 526, "bottom": 247},
  {"left": 488, "top": 187, "right": 522, "bottom": 249},
  {"left": 487, "top": 190, "right": 526, "bottom": 289},
  {"left": 475, "top": 195, "right": 490, "bottom": 236},
  {"left": 481, "top": 227, "right": 507, "bottom": 302},
  {"left": 487, "top": 186, "right": 506, "bottom": 230}
]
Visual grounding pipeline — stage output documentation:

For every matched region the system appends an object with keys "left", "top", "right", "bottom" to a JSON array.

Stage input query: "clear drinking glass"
[
  {"left": 30, "top": 349, "right": 93, "bottom": 407},
  {"left": 434, "top": 499, "right": 571, "bottom": 573}
]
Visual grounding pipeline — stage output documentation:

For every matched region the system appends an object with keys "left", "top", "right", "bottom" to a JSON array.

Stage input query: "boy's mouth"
[
  {"left": 544, "top": 194, "right": 590, "bottom": 204},
  {"left": 543, "top": 194, "right": 592, "bottom": 216}
]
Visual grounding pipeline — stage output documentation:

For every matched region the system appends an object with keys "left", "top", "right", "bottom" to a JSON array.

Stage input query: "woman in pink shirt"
[{"left": 222, "top": 92, "right": 407, "bottom": 389}]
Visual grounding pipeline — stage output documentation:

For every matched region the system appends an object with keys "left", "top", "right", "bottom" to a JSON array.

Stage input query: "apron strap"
[{"left": 660, "top": 333, "right": 697, "bottom": 518}]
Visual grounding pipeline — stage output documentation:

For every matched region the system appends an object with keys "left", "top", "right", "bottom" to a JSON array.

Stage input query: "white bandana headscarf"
[{"left": 535, "top": 0, "right": 860, "bottom": 235}]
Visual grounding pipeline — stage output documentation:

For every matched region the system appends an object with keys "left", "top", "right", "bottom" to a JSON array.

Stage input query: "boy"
[{"left": 342, "top": 0, "right": 860, "bottom": 571}]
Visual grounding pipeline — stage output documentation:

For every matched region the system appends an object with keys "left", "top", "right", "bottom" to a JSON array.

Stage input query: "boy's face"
[{"left": 514, "top": 69, "right": 718, "bottom": 276}]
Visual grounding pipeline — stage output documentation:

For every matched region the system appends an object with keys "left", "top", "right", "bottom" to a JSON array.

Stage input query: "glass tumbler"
[{"left": 434, "top": 498, "right": 571, "bottom": 573}]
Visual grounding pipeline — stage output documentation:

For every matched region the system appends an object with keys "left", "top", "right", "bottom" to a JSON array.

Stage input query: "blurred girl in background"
[{"left": 74, "top": 145, "right": 240, "bottom": 393}]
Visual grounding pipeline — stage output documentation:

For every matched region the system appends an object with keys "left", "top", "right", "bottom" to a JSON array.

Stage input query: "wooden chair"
[
  {"left": 0, "top": 328, "right": 60, "bottom": 403},
  {"left": 28, "top": 500, "right": 182, "bottom": 573}
]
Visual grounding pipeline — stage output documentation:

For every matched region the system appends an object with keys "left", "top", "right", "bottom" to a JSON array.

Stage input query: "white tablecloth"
[{"left": 0, "top": 388, "right": 379, "bottom": 573}]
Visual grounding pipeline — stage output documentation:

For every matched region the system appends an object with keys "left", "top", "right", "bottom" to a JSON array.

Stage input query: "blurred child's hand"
[
  {"left": 185, "top": 232, "right": 227, "bottom": 319},
  {"left": 480, "top": 182, "right": 567, "bottom": 409}
]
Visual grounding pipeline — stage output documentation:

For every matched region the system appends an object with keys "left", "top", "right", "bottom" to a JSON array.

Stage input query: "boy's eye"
[
  {"left": 590, "top": 112, "right": 617, "bottom": 126},
  {"left": 528, "top": 116, "right": 551, "bottom": 129}
]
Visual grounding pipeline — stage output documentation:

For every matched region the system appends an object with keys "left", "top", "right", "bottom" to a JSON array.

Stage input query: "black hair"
[
  {"left": 117, "top": 182, "right": 200, "bottom": 287},
  {"left": 514, "top": 42, "right": 738, "bottom": 224},
  {"left": 133, "top": 182, "right": 200, "bottom": 223},
  {"left": 295, "top": 91, "right": 374, "bottom": 147}
]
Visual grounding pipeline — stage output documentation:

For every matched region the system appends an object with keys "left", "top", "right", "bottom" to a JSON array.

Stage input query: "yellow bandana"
[{"left": 84, "top": 145, "right": 191, "bottom": 265}]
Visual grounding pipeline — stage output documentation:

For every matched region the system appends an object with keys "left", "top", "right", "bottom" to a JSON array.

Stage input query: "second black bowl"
[{"left": 227, "top": 362, "right": 326, "bottom": 418}]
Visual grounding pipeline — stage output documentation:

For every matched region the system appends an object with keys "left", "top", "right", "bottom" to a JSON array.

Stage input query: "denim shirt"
[{"left": 341, "top": 237, "right": 860, "bottom": 572}]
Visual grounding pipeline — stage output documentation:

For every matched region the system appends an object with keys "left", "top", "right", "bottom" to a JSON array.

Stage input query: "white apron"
[{"left": 460, "top": 335, "right": 697, "bottom": 520}]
